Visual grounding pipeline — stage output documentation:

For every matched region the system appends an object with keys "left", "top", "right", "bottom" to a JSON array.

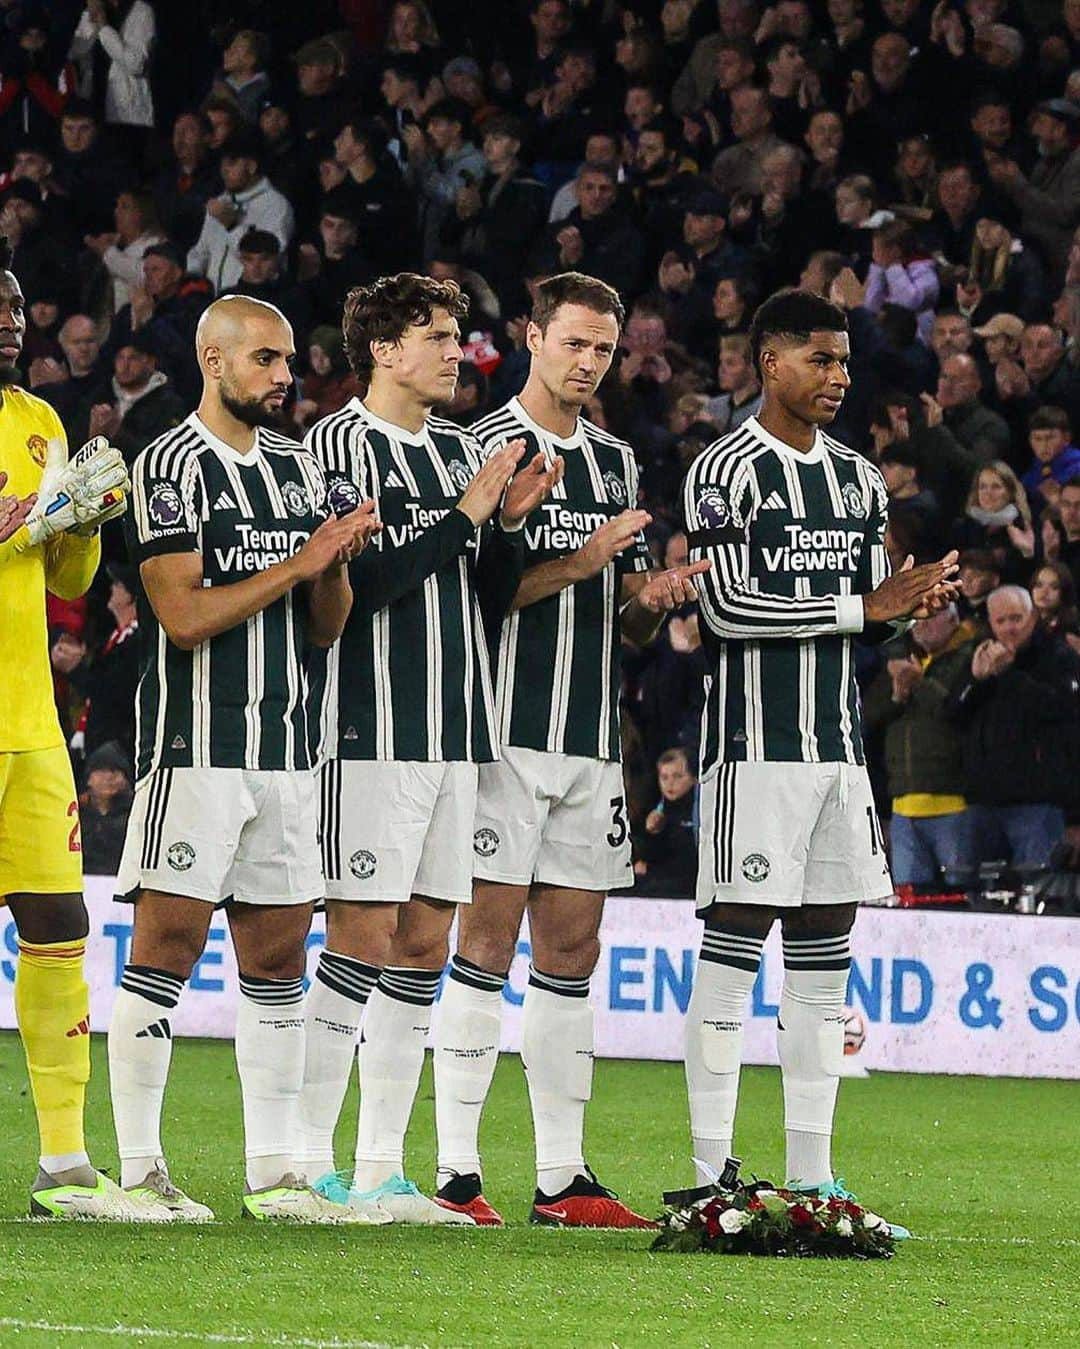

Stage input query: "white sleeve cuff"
[
  {"left": 835, "top": 593, "right": 865, "bottom": 634},
  {"left": 498, "top": 514, "right": 525, "bottom": 533}
]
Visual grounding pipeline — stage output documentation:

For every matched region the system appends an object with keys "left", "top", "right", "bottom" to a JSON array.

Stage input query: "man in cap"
[
  {"left": 987, "top": 100, "right": 1080, "bottom": 285},
  {"left": 974, "top": 312, "right": 1024, "bottom": 371}
]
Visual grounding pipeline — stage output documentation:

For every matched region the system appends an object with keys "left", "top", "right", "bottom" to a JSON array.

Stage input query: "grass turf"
[{"left": 0, "top": 1032, "right": 1077, "bottom": 1347}]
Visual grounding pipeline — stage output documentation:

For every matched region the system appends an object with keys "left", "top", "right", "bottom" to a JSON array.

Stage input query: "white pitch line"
[{"left": 0, "top": 1319, "right": 419, "bottom": 1349}]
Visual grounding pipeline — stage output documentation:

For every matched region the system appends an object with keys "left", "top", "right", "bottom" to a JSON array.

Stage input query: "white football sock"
[
  {"left": 777, "top": 933, "right": 852, "bottom": 1189},
  {"left": 108, "top": 965, "right": 184, "bottom": 1189},
  {"left": 522, "top": 967, "right": 593, "bottom": 1196},
  {"left": 434, "top": 956, "right": 505, "bottom": 1188},
  {"left": 296, "top": 951, "right": 380, "bottom": 1180},
  {"left": 685, "top": 929, "right": 764, "bottom": 1185},
  {"left": 353, "top": 967, "right": 441, "bottom": 1192},
  {"left": 236, "top": 974, "right": 306, "bottom": 1191}
]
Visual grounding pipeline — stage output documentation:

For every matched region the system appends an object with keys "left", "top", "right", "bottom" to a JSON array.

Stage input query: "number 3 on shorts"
[{"left": 607, "top": 796, "right": 628, "bottom": 848}]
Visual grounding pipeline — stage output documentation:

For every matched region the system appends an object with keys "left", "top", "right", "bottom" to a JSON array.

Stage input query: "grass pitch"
[{"left": 0, "top": 1033, "right": 1077, "bottom": 1348}]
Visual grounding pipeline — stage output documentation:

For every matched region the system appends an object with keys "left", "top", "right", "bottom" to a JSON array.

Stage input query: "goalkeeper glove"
[{"left": 20, "top": 436, "right": 131, "bottom": 547}]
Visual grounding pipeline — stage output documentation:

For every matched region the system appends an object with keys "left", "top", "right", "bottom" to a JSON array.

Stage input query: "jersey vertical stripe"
[
  {"left": 684, "top": 416, "right": 891, "bottom": 772},
  {"left": 128, "top": 415, "right": 328, "bottom": 781},
  {"left": 471, "top": 398, "right": 652, "bottom": 762},
  {"left": 304, "top": 399, "right": 498, "bottom": 763}
]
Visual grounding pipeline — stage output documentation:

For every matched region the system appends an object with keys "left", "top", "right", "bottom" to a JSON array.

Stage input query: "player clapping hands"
[{"left": 17, "top": 435, "right": 130, "bottom": 549}]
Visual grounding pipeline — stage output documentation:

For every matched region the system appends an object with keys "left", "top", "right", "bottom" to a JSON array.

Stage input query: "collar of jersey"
[
  {"left": 349, "top": 396, "right": 428, "bottom": 448},
  {"left": 187, "top": 411, "right": 263, "bottom": 465},
  {"left": 743, "top": 415, "right": 825, "bottom": 464},
  {"left": 508, "top": 396, "right": 585, "bottom": 451}
]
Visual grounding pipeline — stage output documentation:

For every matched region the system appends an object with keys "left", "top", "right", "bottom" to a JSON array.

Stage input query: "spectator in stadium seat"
[
  {"left": 862, "top": 605, "right": 977, "bottom": 889},
  {"left": 951, "top": 462, "right": 1035, "bottom": 584},
  {"left": 1030, "top": 561, "right": 1080, "bottom": 651},
  {"left": 401, "top": 98, "right": 485, "bottom": 263},
  {"left": 293, "top": 325, "right": 361, "bottom": 430},
  {"left": 186, "top": 131, "right": 294, "bottom": 294},
  {"left": 880, "top": 440, "right": 943, "bottom": 557},
  {"left": 441, "top": 113, "right": 548, "bottom": 318},
  {"left": 85, "top": 188, "right": 166, "bottom": 315},
  {"left": 710, "top": 86, "right": 783, "bottom": 201},
  {"left": 39, "top": 314, "right": 110, "bottom": 448},
  {"left": 973, "top": 311, "right": 1023, "bottom": 377},
  {"left": 954, "top": 548, "right": 1000, "bottom": 636},
  {"left": 49, "top": 561, "right": 139, "bottom": 765},
  {"left": 105, "top": 241, "right": 210, "bottom": 406},
  {"left": 863, "top": 219, "right": 940, "bottom": 345},
  {"left": 1021, "top": 406, "right": 1080, "bottom": 512},
  {"left": 934, "top": 352, "right": 1011, "bottom": 464},
  {"left": 632, "top": 746, "right": 699, "bottom": 898},
  {"left": 833, "top": 174, "right": 893, "bottom": 277},
  {"left": 1045, "top": 475, "right": 1080, "bottom": 591},
  {"left": 929, "top": 161, "right": 984, "bottom": 269},
  {"left": 706, "top": 333, "right": 762, "bottom": 433},
  {"left": 87, "top": 333, "right": 187, "bottom": 466},
  {"left": 0, "top": 180, "right": 78, "bottom": 311},
  {"left": 548, "top": 130, "right": 622, "bottom": 226},
  {"left": 153, "top": 110, "right": 220, "bottom": 254},
  {"left": 211, "top": 29, "right": 271, "bottom": 125},
  {"left": 533, "top": 163, "right": 645, "bottom": 299},
  {"left": 77, "top": 741, "right": 134, "bottom": 877},
  {"left": 292, "top": 35, "right": 350, "bottom": 146},
  {"left": 947, "top": 584, "right": 1080, "bottom": 871},
  {"left": 995, "top": 323, "right": 1080, "bottom": 445},
  {"left": 200, "top": 94, "right": 242, "bottom": 153},
  {"left": 965, "top": 215, "right": 1048, "bottom": 327},
  {"left": 332, "top": 115, "right": 419, "bottom": 276},
  {"left": 68, "top": 0, "right": 156, "bottom": 164},
  {"left": 221, "top": 229, "right": 311, "bottom": 338},
  {"left": 297, "top": 191, "right": 376, "bottom": 327},
  {"left": 257, "top": 96, "right": 306, "bottom": 212},
  {"left": 987, "top": 99, "right": 1080, "bottom": 288}
]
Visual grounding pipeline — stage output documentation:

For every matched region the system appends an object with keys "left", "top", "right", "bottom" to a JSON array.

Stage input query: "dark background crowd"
[{"left": 4, "top": 0, "right": 1078, "bottom": 899}]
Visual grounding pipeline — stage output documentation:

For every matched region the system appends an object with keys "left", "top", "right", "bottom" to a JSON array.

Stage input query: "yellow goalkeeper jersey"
[{"left": 0, "top": 387, "right": 100, "bottom": 753}]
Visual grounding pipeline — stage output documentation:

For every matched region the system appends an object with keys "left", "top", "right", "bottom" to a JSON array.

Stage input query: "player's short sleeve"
[
  {"left": 683, "top": 455, "right": 754, "bottom": 548},
  {"left": 305, "top": 417, "right": 368, "bottom": 518},
  {"left": 622, "top": 450, "right": 652, "bottom": 573},
  {"left": 296, "top": 451, "right": 330, "bottom": 524},
  {"left": 130, "top": 448, "right": 203, "bottom": 561}
]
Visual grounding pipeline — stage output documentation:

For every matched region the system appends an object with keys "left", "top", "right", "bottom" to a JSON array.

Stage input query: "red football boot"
[
  {"left": 434, "top": 1173, "right": 504, "bottom": 1227},
  {"left": 529, "top": 1167, "right": 658, "bottom": 1229}
]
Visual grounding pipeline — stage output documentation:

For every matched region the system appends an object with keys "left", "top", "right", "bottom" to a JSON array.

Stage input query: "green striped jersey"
[
  {"left": 127, "top": 413, "right": 328, "bottom": 782},
  {"left": 683, "top": 416, "right": 890, "bottom": 772},
  {"left": 305, "top": 398, "right": 500, "bottom": 763},
  {"left": 474, "top": 397, "right": 651, "bottom": 761}
]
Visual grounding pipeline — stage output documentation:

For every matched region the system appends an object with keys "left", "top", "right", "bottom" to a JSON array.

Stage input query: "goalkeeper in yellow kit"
[{"left": 0, "top": 235, "right": 167, "bottom": 1219}]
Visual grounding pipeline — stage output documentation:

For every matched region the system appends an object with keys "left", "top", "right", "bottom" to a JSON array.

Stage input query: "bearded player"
[{"left": 0, "top": 234, "right": 147, "bottom": 1219}]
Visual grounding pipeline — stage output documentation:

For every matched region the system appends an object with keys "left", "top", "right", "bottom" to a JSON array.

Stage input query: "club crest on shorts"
[
  {"left": 348, "top": 849, "right": 377, "bottom": 879},
  {"left": 327, "top": 476, "right": 361, "bottom": 516},
  {"left": 447, "top": 459, "right": 472, "bottom": 492},
  {"left": 473, "top": 827, "right": 499, "bottom": 857},
  {"left": 603, "top": 470, "right": 627, "bottom": 505},
  {"left": 282, "top": 480, "right": 309, "bottom": 517},
  {"left": 166, "top": 841, "right": 196, "bottom": 872},
  {"left": 842, "top": 482, "right": 866, "bottom": 518},
  {"left": 26, "top": 434, "right": 47, "bottom": 467},
  {"left": 741, "top": 852, "right": 770, "bottom": 883},
  {"left": 148, "top": 481, "right": 184, "bottom": 527}
]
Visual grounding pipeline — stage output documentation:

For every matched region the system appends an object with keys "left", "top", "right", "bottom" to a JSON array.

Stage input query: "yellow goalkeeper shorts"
[{"left": 0, "top": 747, "right": 84, "bottom": 900}]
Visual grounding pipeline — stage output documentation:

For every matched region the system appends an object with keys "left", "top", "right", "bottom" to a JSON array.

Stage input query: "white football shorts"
[
  {"left": 319, "top": 758, "right": 477, "bottom": 904},
  {"left": 116, "top": 766, "right": 322, "bottom": 906},
  {"left": 473, "top": 745, "right": 632, "bottom": 892},
  {"left": 696, "top": 760, "right": 893, "bottom": 913}
]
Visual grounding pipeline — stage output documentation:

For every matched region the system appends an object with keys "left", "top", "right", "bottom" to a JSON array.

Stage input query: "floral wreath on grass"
[{"left": 652, "top": 1159, "right": 895, "bottom": 1259}]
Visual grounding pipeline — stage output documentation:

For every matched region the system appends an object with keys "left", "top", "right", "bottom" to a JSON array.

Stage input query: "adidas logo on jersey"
[
  {"left": 171, "top": 734, "right": 187, "bottom": 750},
  {"left": 212, "top": 490, "right": 238, "bottom": 511},
  {"left": 136, "top": 1018, "right": 172, "bottom": 1040},
  {"left": 760, "top": 491, "right": 786, "bottom": 510},
  {"left": 383, "top": 471, "right": 405, "bottom": 489}
]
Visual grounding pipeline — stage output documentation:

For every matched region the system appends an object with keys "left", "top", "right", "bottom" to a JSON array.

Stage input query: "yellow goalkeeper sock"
[{"left": 15, "top": 938, "right": 91, "bottom": 1166}]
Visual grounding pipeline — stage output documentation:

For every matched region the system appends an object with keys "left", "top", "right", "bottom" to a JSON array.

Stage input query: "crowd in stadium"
[{"left": 3, "top": 0, "right": 1078, "bottom": 897}]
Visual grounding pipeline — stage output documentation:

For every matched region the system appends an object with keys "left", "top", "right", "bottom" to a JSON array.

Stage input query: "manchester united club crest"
[{"left": 26, "top": 434, "right": 47, "bottom": 467}]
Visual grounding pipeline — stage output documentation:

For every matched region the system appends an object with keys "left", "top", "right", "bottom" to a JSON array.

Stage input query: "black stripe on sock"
[
  {"left": 120, "top": 964, "right": 185, "bottom": 1009},
  {"left": 527, "top": 965, "right": 590, "bottom": 999},
  {"left": 238, "top": 973, "right": 305, "bottom": 1006},
  {"left": 700, "top": 926, "right": 764, "bottom": 973},
  {"left": 782, "top": 935, "right": 852, "bottom": 971},
  {"left": 316, "top": 951, "right": 380, "bottom": 1004},
  {"left": 376, "top": 966, "right": 441, "bottom": 1007},
  {"left": 449, "top": 955, "right": 507, "bottom": 994}
]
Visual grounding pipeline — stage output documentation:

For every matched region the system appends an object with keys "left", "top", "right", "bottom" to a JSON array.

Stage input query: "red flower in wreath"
[{"left": 789, "top": 1205, "right": 816, "bottom": 1228}]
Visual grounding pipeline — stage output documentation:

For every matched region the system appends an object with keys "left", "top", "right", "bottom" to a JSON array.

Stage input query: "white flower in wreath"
[
  {"left": 836, "top": 1216, "right": 853, "bottom": 1237},
  {"left": 862, "top": 1211, "right": 887, "bottom": 1231},
  {"left": 718, "top": 1208, "right": 750, "bottom": 1234}
]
